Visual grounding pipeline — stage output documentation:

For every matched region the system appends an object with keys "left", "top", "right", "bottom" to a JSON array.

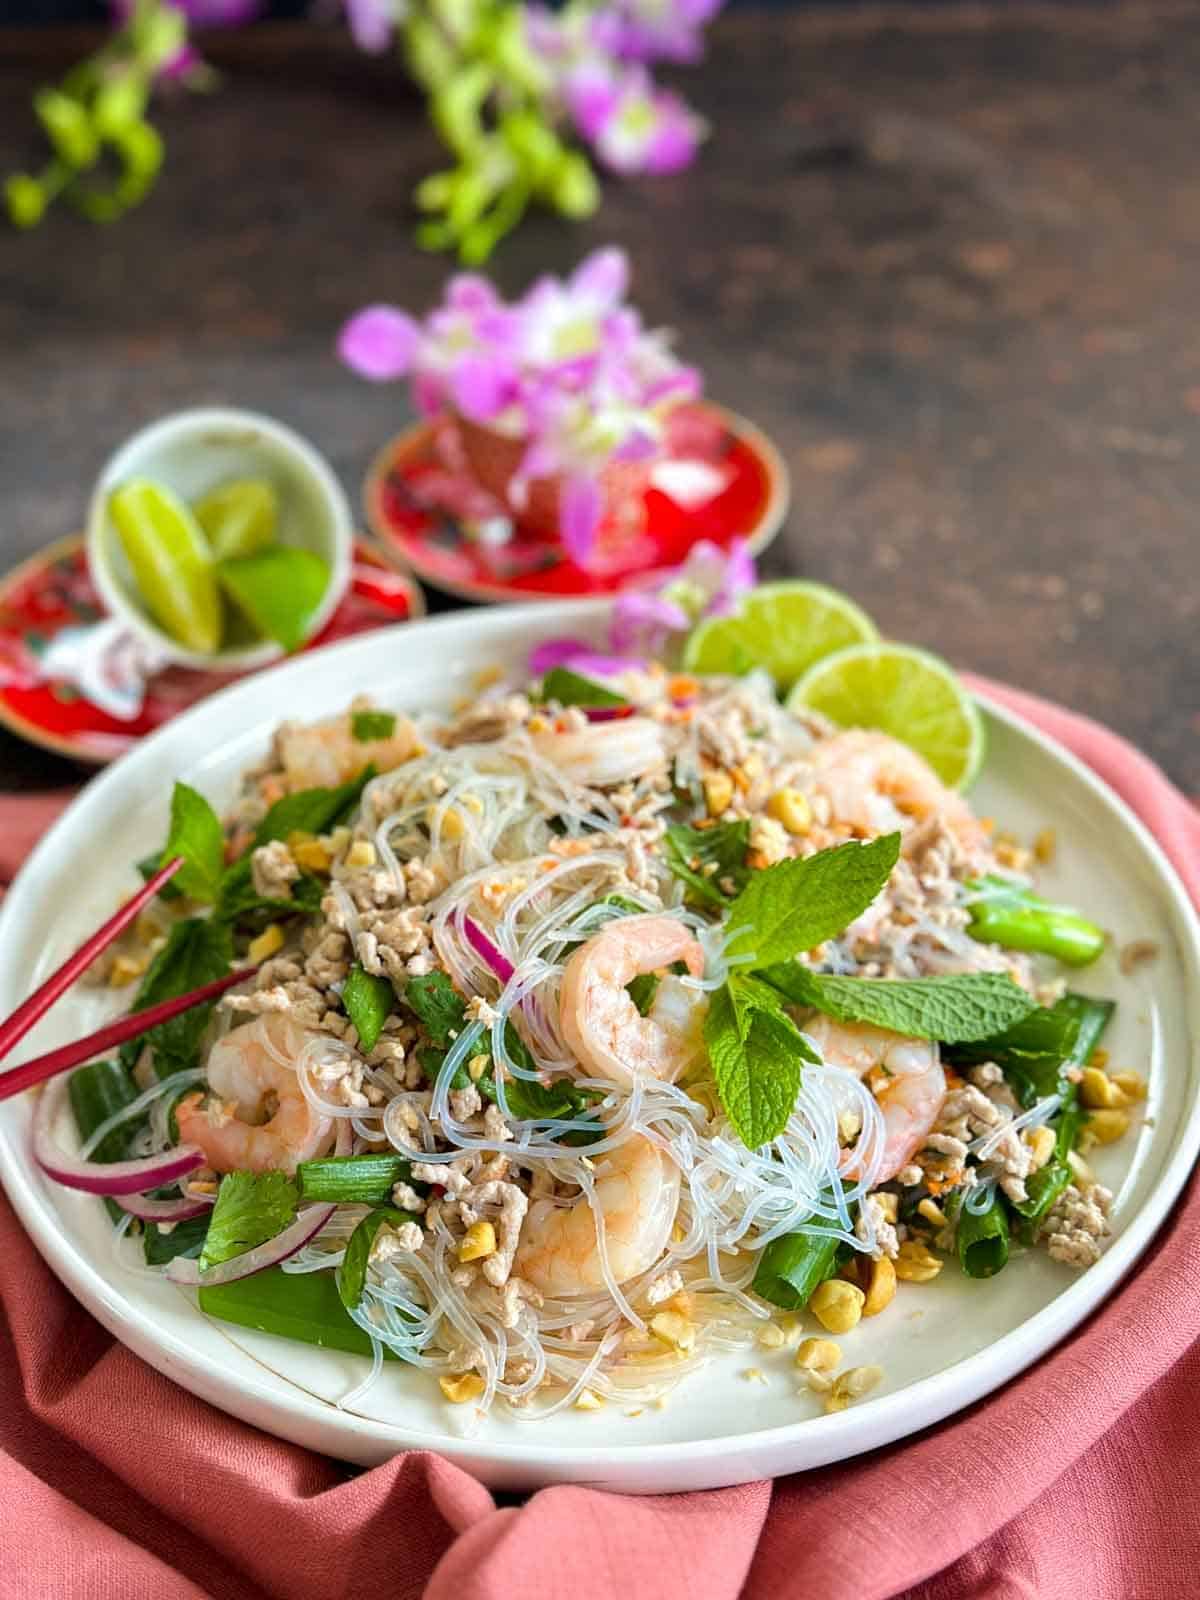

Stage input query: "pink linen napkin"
[{"left": 0, "top": 680, "right": 1197, "bottom": 1600}]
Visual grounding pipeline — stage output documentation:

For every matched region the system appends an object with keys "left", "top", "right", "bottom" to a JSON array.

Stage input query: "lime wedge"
[
  {"left": 108, "top": 478, "right": 222, "bottom": 654},
  {"left": 216, "top": 546, "right": 330, "bottom": 653},
  {"left": 193, "top": 478, "right": 279, "bottom": 561},
  {"left": 786, "top": 641, "right": 986, "bottom": 789},
  {"left": 683, "top": 580, "right": 879, "bottom": 690}
]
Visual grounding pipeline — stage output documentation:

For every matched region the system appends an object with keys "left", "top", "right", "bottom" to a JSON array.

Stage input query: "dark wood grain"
[{"left": 1, "top": 7, "right": 1197, "bottom": 794}]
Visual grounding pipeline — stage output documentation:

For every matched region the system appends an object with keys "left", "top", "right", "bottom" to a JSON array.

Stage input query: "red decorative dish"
[
  {"left": 0, "top": 537, "right": 424, "bottom": 765},
  {"left": 364, "top": 402, "right": 788, "bottom": 604}
]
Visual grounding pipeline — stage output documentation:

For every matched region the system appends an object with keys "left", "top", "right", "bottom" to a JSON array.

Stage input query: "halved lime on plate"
[
  {"left": 786, "top": 641, "right": 986, "bottom": 789},
  {"left": 194, "top": 478, "right": 279, "bottom": 561},
  {"left": 217, "top": 547, "right": 330, "bottom": 653},
  {"left": 683, "top": 580, "right": 878, "bottom": 690},
  {"left": 108, "top": 478, "right": 222, "bottom": 655}
]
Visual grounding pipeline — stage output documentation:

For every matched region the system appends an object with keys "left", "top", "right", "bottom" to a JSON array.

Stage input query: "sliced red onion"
[
  {"left": 166, "top": 1202, "right": 337, "bottom": 1288},
  {"left": 582, "top": 704, "right": 635, "bottom": 723},
  {"left": 33, "top": 1078, "right": 205, "bottom": 1196},
  {"left": 463, "top": 914, "right": 515, "bottom": 984},
  {"left": 113, "top": 1191, "right": 215, "bottom": 1223}
]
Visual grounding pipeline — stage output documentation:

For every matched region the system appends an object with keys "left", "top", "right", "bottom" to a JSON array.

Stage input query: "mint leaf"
[
  {"left": 159, "top": 782, "right": 225, "bottom": 903},
  {"left": 664, "top": 820, "right": 751, "bottom": 908},
  {"left": 760, "top": 966, "right": 1037, "bottom": 1043},
  {"left": 253, "top": 765, "right": 376, "bottom": 848},
  {"left": 725, "top": 833, "right": 901, "bottom": 968},
  {"left": 405, "top": 970, "right": 466, "bottom": 1047},
  {"left": 351, "top": 709, "right": 397, "bottom": 742},
  {"left": 200, "top": 1170, "right": 298, "bottom": 1270},
  {"left": 704, "top": 977, "right": 819, "bottom": 1149},
  {"left": 539, "top": 666, "right": 626, "bottom": 708},
  {"left": 342, "top": 963, "right": 394, "bottom": 1053},
  {"left": 118, "top": 917, "right": 233, "bottom": 1077},
  {"left": 336, "top": 1205, "right": 419, "bottom": 1310},
  {"left": 214, "top": 857, "right": 324, "bottom": 927}
]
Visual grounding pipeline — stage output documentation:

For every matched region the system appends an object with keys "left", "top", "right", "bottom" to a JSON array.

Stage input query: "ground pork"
[{"left": 1041, "top": 1181, "right": 1113, "bottom": 1268}]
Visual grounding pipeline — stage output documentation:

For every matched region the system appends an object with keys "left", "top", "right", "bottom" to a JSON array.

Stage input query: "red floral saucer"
[
  {"left": 0, "top": 536, "right": 425, "bottom": 766},
  {"left": 363, "top": 402, "right": 788, "bottom": 605}
]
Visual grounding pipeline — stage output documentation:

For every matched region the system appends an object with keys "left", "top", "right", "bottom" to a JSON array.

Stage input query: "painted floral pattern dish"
[
  {"left": 0, "top": 537, "right": 424, "bottom": 765},
  {"left": 364, "top": 404, "right": 787, "bottom": 605}
]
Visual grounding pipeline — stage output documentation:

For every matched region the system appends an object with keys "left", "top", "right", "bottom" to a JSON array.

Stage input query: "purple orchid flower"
[
  {"left": 528, "top": 639, "right": 647, "bottom": 678},
  {"left": 610, "top": 538, "right": 756, "bottom": 654},
  {"left": 591, "top": 0, "right": 726, "bottom": 66},
  {"left": 342, "top": 0, "right": 396, "bottom": 55},
  {"left": 337, "top": 305, "right": 421, "bottom": 382},
  {"left": 566, "top": 63, "right": 706, "bottom": 177}
]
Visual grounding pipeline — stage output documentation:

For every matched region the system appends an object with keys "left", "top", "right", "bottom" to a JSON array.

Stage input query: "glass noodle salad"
[{"left": 37, "top": 580, "right": 1144, "bottom": 1424}]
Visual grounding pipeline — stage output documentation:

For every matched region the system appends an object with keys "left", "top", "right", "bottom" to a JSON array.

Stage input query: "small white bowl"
[{"left": 86, "top": 406, "right": 354, "bottom": 671}]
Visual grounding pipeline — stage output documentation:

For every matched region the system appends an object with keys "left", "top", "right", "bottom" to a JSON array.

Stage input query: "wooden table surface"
[{"left": 1, "top": 6, "right": 1197, "bottom": 796}]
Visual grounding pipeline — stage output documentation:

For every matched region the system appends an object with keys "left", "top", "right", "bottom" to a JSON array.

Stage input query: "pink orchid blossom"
[
  {"left": 337, "top": 305, "right": 421, "bottom": 382},
  {"left": 528, "top": 639, "right": 647, "bottom": 678},
  {"left": 566, "top": 63, "right": 706, "bottom": 177},
  {"left": 610, "top": 538, "right": 756, "bottom": 654}
]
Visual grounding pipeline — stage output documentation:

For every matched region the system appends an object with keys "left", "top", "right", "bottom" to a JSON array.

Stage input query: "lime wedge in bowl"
[
  {"left": 217, "top": 546, "right": 331, "bottom": 653},
  {"left": 194, "top": 478, "right": 279, "bottom": 561},
  {"left": 683, "top": 580, "right": 878, "bottom": 690},
  {"left": 107, "top": 479, "right": 222, "bottom": 655},
  {"left": 786, "top": 640, "right": 986, "bottom": 789}
]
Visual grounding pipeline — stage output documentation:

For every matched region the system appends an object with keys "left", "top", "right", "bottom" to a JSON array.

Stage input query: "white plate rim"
[{"left": 0, "top": 600, "right": 1196, "bottom": 1484}]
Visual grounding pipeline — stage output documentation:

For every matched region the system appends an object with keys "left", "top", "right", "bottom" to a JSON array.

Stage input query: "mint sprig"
[
  {"left": 703, "top": 975, "right": 819, "bottom": 1149},
  {"left": 760, "top": 966, "right": 1037, "bottom": 1043},
  {"left": 724, "top": 832, "right": 901, "bottom": 968},
  {"left": 158, "top": 781, "right": 224, "bottom": 903}
]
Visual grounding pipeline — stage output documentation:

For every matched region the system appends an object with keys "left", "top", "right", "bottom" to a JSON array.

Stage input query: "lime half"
[
  {"left": 786, "top": 641, "right": 986, "bottom": 789},
  {"left": 193, "top": 478, "right": 279, "bottom": 561},
  {"left": 683, "top": 580, "right": 879, "bottom": 690},
  {"left": 108, "top": 479, "right": 222, "bottom": 654},
  {"left": 217, "top": 546, "right": 330, "bottom": 653}
]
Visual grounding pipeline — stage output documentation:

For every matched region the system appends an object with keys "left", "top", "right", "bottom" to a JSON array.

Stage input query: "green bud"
[
  {"left": 414, "top": 170, "right": 458, "bottom": 212},
  {"left": 34, "top": 88, "right": 98, "bottom": 170},
  {"left": 431, "top": 64, "right": 494, "bottom": 158},
  {"left": 113, "top": 120, "right": 164, "bottom": 187},
  {"left": 92, "top": 77, "right": 149, "bottom": 139},
  {"left": 428, "top": 0, "right": 480, "bottom": 44},
  {"left": 415, "top": 217, "right": 456, "bottom": 253},
  {"left": 404, "top": 17, "right": 457, "bottom": 90},
  {"left": 128, "top": 0, "right": 187, "bottom": 71},
  {"left": 500, "top": 111, "right": 562, "bottom": 182},
  {"left": 488, "top": 10, "right": 552, "bottom": 97},
  {"left": 548, "top": 151, "right": 600, "bottom": 218},
  {"left": 4, "top": 174, "right": 47, "bottom": 229}
]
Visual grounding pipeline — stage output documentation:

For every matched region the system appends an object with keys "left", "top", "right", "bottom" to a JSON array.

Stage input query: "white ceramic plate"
[{"left": 1, "top": 601, "right": 1197, "bottom": 1495}]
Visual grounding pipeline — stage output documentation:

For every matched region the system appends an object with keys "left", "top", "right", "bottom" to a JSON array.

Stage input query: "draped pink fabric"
[{"left": 1, "top": 680, "right": 1196, "bottom": 1600}]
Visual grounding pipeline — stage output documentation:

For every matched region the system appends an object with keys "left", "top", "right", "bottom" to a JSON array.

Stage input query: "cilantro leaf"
[
  {"left": 664, "top": 820, "right": 751, "bottom": 908},
  {"left": 760, "top": 966, "right": 1037, "bottom": 1043},
  {"left": 200, "top": 1171, "right": 298, "bottom": 1270},
  {"left": 158, "top": 782, "right": 225, "bottom": 903},
  {"left": 253, "top": 765, "right": 376, "bottom": 848},
  {"left": 342, "top": 964, "right": 394, "bottom": 1053},
  {"left": 704, "top": 976, "right": 819, "bottom": 1149},
  {"left": 404, "top": 970, "right": 466, "bottom": 1047},
  {"left": 725, "top": 833, "right": 901, "bottom": 968},
  {"left": 118, "top": 917, "right": 233, "bottom": 1077},
  {"left": 539, "top": 666, "right": 626, "bottom": 708},
  {"left": 336, "top": 1205, "right": 419, "bottom": 1310},
  {"left": 351, "top": 709, "right": 397, "bottom": 743}
]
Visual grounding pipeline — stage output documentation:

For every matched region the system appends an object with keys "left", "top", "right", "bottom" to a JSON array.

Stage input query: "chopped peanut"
[
  {"left": 1080, "top": 1067, "right": 1129, "bottom": 1110},
  {"left": 467, "top": 1053, "right": 490, "bottom": 1083},
  {"left": 458, "top": 1221, "right": 497, "bottom": 1262},
  {"left": 574, "top": 1388, "right": 605, "bottom": 1412},
  {"left": 861, "top": 1256, "right": 897, "bottom": 1318},
  {"left": 766, "top": 787, "right": 813, "bottom": 836},
  {"left": 874, "top": 1192, "right": 899, "bottom": 1224},
  {"left": 649, "top": 1310, "right": 696, "bottom": 1353},
  {"left": 440, "top": 1373, "right": 486, "bottom": 1404},
  {"left": 756, "top": 1322, "right": 786, "bottom": 1350},
  {"left": 1033, "top": 827, "right": 1057, "bottom": 864},
  {"left": 429, "top": 805, "right": 466, "bottom": 841},
  {"left": 894, "top": 1240, "right": 943, "bottom": 1283},
  {"left": 288, "top": 833, "right": 331, "bottom": 873},
  {"left": 1085, "top": 1108, "right": 1131, "bottom": 1145},
  {"left": 247, "top": 923, "right": 286, "bottom": 964},
  {"left": 795, "top": 1337, "right": 842, "bottom": 1373},
  {"left": 345, "top": 840, "right": 377, "bottom": 869},
  {"left": 809, "top": 1279, "right": 864, "bottom": 1334},
  {"left": 1111, "top": 1070, "right": 1148, "bottom": 1102},
  {"left": 702, "top": 771, "right": 734, "bottom": 817},
  {"left": 109, "top": 953, "right": 148, "bottom": 988},
  {"left": 1025, "top": 1124, "right": 1057, "bottom": 1172},
  {"left": 916, "top": 1198, "right": 948, "bottom": 1228},
  {"left": 825, "top": 1365, "right": 883, "bottom": 1413}
]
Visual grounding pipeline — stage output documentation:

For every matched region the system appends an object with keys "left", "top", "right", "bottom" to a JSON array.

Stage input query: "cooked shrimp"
[
  {"left": 529, "top": 715, "right": 667, "bottom": 790},
  {"left": 175, "top": 1012, "right": 335, "bottom": 1175},
  {"left": 808, "top": 730, "right": 987, "bottom": 860},
  {"left": 515, "top": 1134, "right": 680, "bottom": 1295},
  {"left": 276, "top": 704, "right": 421, "bottom": 790},
  {"left": 804, "top": 1015, "right": 946, "bottom": 1182},
  {"left": 560, "top": 914, "right": 706, "bottom": 1088}
]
